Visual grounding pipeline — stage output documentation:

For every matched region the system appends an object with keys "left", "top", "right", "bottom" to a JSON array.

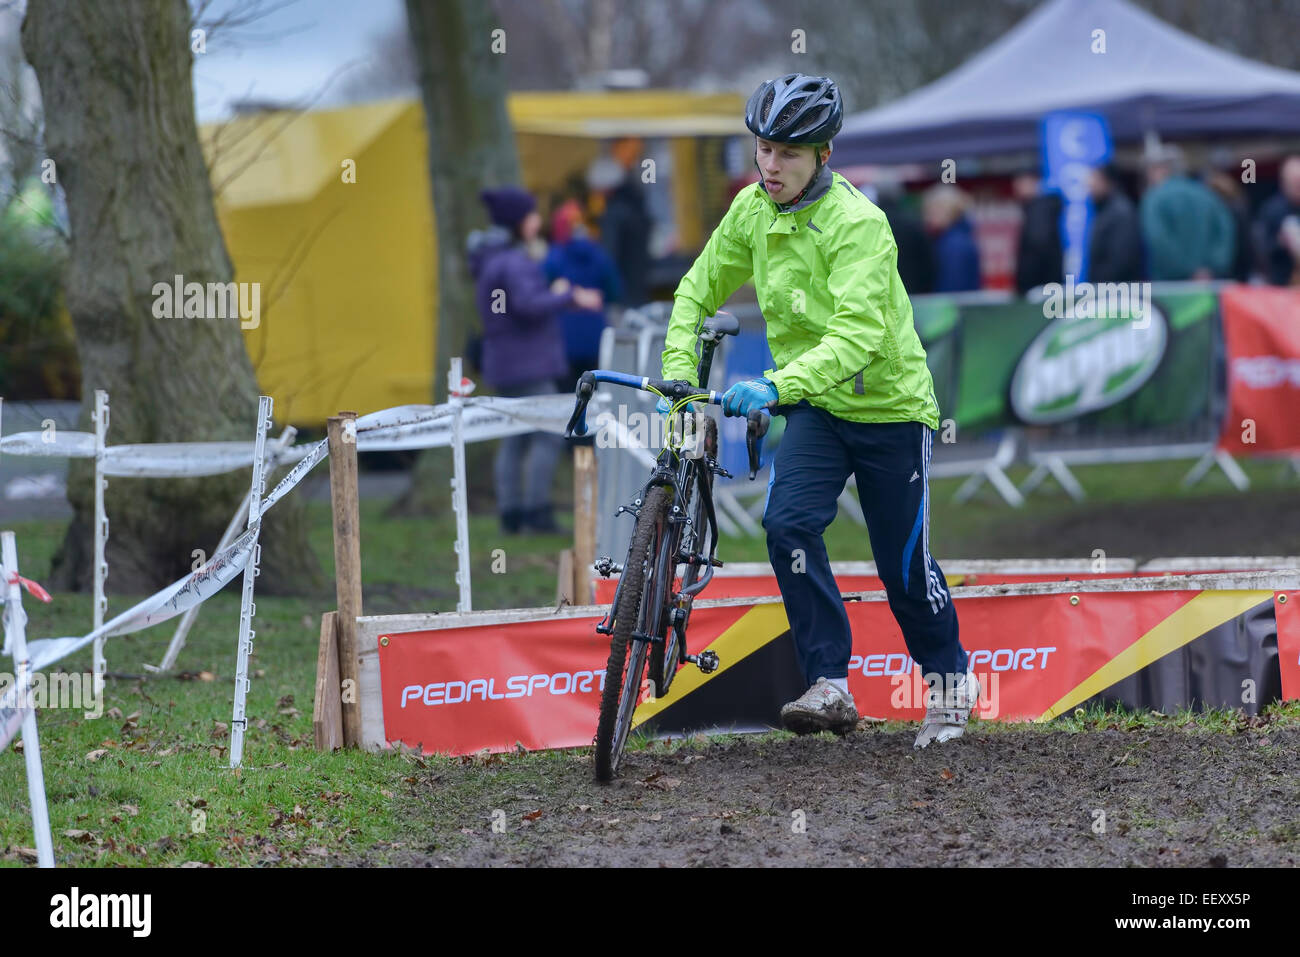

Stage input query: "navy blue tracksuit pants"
[{"left": 763, "top": 401, "right": 967, "bottom": 688}]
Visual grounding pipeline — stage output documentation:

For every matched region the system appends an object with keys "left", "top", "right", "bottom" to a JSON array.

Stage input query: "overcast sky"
[{"left": 190, "top": 0, "right": 407, "bottom": 121}]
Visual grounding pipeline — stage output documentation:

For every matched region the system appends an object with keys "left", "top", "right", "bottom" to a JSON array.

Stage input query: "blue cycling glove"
[{"left": 721, "top": 378, "right": 778, "bottom": 417}]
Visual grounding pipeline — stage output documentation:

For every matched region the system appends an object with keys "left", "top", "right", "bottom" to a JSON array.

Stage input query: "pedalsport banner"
[{"left": 375, "top": 586, "right": 1296, "bottom": 756}]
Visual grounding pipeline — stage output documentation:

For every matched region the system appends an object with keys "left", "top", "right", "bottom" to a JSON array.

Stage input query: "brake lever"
[
  {"left": 565, "top": 372, "right": 597, "bottom": 439},
  {"left": 745, "top": 408, "right": 770, "bottom": 480}
]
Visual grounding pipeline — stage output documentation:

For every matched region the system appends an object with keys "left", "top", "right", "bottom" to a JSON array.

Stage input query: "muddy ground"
[{"left": 351, "top": 722, "right": 1299, "bottom": 867}]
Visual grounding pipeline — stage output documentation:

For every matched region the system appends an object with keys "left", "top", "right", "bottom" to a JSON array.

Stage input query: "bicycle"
[{"left": 564, "top": 311, "right": 770, "bottom": 781}]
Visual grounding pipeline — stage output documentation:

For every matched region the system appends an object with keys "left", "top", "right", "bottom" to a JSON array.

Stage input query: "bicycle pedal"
[{"left": 686, "top": 650, "right": 720, "bottom": 674}]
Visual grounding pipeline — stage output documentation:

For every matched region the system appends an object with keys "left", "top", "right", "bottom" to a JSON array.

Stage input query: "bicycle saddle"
[{"left": 701, "top": 311, "right": 740, "bottom": 338}]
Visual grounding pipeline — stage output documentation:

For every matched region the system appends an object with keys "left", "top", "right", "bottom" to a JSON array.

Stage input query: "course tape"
[
  {"left": 9, "top": 394, "right": 571, "bottom": 675},
  {"left": 356, "top": 395, "right": 572, "bottom": 451},
  {"left": 0, "top": 431, "right": 95, "bottom": 458},
  {"left": 260, "top": 438, "right": 328, "bottom": 518},
  {"left": 26, "top": 524, "right": 259, "bottom": 674},
  {"left": 0, "top": 669, "right": 32, "bottom": 754}
]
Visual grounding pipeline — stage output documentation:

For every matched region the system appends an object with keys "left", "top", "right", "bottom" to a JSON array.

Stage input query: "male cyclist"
[{"left": 660, "top": 73, "right": 979, "bottom": 748}]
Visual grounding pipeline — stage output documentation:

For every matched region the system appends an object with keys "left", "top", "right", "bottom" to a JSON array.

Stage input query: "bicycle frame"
[{"left": 593, "top": 329, "right": 728, "bottom": 650}]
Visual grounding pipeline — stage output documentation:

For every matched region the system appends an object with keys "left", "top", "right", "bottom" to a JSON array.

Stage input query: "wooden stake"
[
  {"left": 327, "top": 412, "right": 363, "bottom": 748},
  {"left": 312, "top": 611, "right": 342, "bottom": 751},
  {"left": 556, "top": 548, "right": 574, "bottom": 606},
  {"left": 572, "top": 446, "right": 597, "bottom": 604}
]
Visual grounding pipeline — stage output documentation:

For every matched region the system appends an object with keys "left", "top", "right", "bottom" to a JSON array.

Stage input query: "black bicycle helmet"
[{"left": 745, "top": 73, "right": 843, "bottom": 145}]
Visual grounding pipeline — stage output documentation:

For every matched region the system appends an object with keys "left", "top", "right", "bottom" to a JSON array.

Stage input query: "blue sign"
[{"left": 1040, "top": 112, "right": 1112, "bottom": 283}]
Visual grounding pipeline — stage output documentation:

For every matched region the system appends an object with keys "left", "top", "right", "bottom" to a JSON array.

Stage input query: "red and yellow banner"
[{"left": 377, "top": 584, "right": 1297, "bottom": 756}]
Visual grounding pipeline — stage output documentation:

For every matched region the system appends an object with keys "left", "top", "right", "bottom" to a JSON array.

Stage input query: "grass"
[{"left": 0, "top": 452, "right": 1296, "bottom": 866}]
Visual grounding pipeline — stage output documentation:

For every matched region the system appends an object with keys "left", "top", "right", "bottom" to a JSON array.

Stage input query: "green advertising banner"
[{"left": 917, "top": 289, "right": 1218, "bottom": 435}]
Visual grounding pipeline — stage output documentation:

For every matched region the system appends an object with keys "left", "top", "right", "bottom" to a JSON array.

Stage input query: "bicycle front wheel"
[{"left": 594, "top": 484, "right": 670, "bottom": 781}]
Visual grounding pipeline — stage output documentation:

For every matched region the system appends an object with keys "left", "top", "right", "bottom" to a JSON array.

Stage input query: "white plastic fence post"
[
  {"left": 229, "top": 396, "right": 272, "bottom": 769},
  {"left": 449, "top": 358, "right": 472, "bottom": 612},
  {"left": 152, "top": 425, "right": 298, "bottom": 674},
  {"left": 91, "top": 390, "right": 109, "bottom": 696},
  {"left": 2, "top": 531, "right": 56, "bottom": 868}
]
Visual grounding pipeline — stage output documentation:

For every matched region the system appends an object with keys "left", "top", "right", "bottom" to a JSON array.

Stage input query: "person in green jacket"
[
  {"left": 661, "top": 74, "right": 978, "bottom": 749},
  {"left": 1140, "top": 144, "right": 1236, "bottom": 280}
]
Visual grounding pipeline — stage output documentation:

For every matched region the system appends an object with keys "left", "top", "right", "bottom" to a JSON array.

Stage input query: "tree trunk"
[
  {"left": 22, "top": 0, "right": 319, "bottom": 596},
  {"left": 392, "top": 0, "right": 522, "bottom": 516}
]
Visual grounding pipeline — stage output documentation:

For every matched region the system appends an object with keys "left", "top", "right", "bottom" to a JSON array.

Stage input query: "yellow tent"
[{"left": 201, "top": 91, "right": 745, "bottom": 425}]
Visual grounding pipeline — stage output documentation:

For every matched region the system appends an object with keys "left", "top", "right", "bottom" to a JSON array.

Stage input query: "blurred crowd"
[
  {"left": 875, "top": 148, "right": 1300, "bottom": 294},
  {"left": 465, "top": 140, "right": 653, "bottom": 534},
  {"left": 465, "top": 140, "right": 1300, "bottom": 533}
]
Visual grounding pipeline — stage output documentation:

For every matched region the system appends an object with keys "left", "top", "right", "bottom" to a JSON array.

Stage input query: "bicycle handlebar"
[{"left": 563, "top": 369, "right": 769, "bottom": 480}]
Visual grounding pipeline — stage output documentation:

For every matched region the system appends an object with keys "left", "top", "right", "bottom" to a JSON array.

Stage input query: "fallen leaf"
[
  {"left": 576, "top": 804, "right": 592, "bottom": 812},
  {"left": 649, "top": 813, "right": 662, "bottom": 822},
  {"left": 379, "top": 790, "right": 394, "bottom": 799},
  {"left": 522, "top": 809, "right": 543, "bottom": 821},
  {"left": 198, "top": 671, "right": 215, "bottom": 682},
  {"left": 106, "top": 707, "right": 124, "bottom": 720},
  {"left": 120, "top": 804, "right": 139, "bottom": 817},
  {"left": 940, "top": 768, "right": 955, "bottom": 781},
  {"left": 179, "top": 861, "right": 211, "bottom": 868},
  {"left": 303, "top": 846, "right": 329, "bottom": 857},
  {"left": 84, "top": 749, "right": 109, "bottom": 762},
  {"left": 63, "top": 829, "right": 98, "bottom": 844},
  {"left": 211, "top": 722, "right": 229, "bottom": 740},
  {"left": 16, "top": 847, "right": 38, "bottom": 863}
]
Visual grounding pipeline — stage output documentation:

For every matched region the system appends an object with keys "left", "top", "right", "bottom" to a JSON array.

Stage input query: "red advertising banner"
[
  {"left": 378, "top": 586, "right": 1288, "bottom": 756},
  {"left": 377, "top": 606, "right": 752, "bottom": 755},
  {"left": 1217, "top": 284, "right": 1300, "bottom": 454},
  {"left": 841, "top": 591, "right": 1208, "bottom": 722},
  {"left": 1277, "top": 592, "right": 1300, "bottom": 701}
]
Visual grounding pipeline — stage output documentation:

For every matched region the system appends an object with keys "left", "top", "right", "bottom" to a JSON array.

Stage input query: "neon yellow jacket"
[{"left": 661, "top": 169, "right": 940, "bottom": 429}]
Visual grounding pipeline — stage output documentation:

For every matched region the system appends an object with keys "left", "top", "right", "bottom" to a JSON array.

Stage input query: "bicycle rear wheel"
[{"left": 593, "top": 484, "right": 670, "bottom": 781}]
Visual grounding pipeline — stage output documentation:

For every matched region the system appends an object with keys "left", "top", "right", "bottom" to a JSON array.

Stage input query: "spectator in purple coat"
[{"left": 469, "top": 186, "right": 603, "bottom": 533}]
